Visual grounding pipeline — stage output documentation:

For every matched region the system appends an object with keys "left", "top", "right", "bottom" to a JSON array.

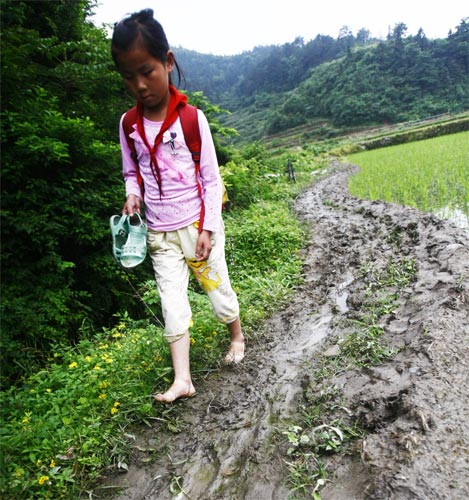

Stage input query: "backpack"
[{"left": 122, "top": 104, "right": 228, "bottom": 232}]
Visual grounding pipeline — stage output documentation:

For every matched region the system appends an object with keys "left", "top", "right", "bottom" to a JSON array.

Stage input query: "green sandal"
[
  {"left": 110, "top": 214, "right": 129, "bottom": 263},
  {"left": 110, "top": 213, "right": 147, "bottom": 268},
  {"left": 120, "top": 213, "right": 147, "bottom": 268}
]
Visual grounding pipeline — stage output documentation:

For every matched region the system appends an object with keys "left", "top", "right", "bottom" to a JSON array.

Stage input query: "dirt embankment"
[{"left": 106, "top": 162, "right": 469, "bottom": 500}]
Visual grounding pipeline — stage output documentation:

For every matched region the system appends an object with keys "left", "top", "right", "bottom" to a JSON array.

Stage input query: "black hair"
[{"left": 111, "top": 9, "right": 184, "bottom": 86}]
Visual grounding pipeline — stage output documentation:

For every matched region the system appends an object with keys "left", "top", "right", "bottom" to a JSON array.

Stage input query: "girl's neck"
[
  {"left": 142, "top": 104, "right": 167, "bottom": 122},
  {"left": 141, "top": 88, "right": 171, "bottom": 122}
]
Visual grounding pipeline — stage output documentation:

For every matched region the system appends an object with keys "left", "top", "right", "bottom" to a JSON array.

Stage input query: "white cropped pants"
[{"left": 147, "top": 221, "right": 240, "bottom": 343}]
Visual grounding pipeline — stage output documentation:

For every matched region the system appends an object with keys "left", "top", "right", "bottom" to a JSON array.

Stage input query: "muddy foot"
[
  {"left": 224, "top": 340, "right": 245, "bottom": 364},
  {"left": 154, "top": 381, "right": 196, "bottom": 404}
]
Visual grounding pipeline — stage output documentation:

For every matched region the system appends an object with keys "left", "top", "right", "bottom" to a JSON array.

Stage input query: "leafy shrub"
[{"left": 0, "top": 317, "right": 170, "bottom": 499}]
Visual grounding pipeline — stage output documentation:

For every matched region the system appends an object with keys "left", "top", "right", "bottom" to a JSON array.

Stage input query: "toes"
[
  {"left": 154, "top": 384, "right": 196, "bottom": 404},
  {"left": 224, "top": 341, "right": 245, "bottom": 364},
  {"left": 154, "top": 389, "right": 176, "bottom": 403}
]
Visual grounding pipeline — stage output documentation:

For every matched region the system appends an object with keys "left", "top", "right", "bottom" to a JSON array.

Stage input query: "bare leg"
[
  {"left": 154, "top": 331, "right": 196, "bottom": 403},
  {"left": 224, "top": 318, "right": 245, "bottom": 364}
]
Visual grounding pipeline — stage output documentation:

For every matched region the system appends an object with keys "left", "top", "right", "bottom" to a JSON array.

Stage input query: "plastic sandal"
[
  {"left": 119, "top": 213, "right": 148, "bottom": 268},
  {"left": 110, "top": 214, "right": 129, "bottom": 263}
]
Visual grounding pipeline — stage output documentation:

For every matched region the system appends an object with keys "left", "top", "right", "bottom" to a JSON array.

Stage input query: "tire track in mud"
[{"left": 108, "top": 162, "right": 469, "bottom": 500}]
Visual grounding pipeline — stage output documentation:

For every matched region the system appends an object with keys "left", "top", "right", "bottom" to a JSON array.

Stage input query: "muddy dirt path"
[{"left": 108, "top": 162, "right": 469, "bottom": 500}]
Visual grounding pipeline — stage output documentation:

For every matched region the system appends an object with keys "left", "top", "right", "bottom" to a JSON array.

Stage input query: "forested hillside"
[
  {"left": 177, "top": 28, "right": 373, "bottom": 107},
  {"left": 1, "top": 0, "right": 467, "bottom": 387},
  {"left": 177, "top": 20, "right": 468, "bottom": 140}
]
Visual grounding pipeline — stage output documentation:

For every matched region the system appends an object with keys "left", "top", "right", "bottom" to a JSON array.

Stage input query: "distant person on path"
[{"left": 111, "top": 9, "right": 245, "bottom": 403}]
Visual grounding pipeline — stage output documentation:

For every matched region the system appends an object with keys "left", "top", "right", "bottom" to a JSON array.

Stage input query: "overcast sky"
[{"left": 89, "top": 0, "right": 468, "bottom": 55}]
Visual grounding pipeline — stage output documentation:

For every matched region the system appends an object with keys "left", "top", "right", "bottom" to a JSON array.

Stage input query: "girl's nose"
[{"left": 135, "top": 76, "right": 147, "bottom": 90}]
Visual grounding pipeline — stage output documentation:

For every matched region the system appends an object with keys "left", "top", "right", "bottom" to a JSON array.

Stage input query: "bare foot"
[
  {"left": 224, "top": 340, "right": 245, "bottom": 364},
  {"left": 154, "top": 380, "right": 196, "bottom": 404}
]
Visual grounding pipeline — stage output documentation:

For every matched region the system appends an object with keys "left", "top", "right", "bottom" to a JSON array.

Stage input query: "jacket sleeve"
[
  {"left": 119, "top": 114, "right": 142, "bottom": 199},
  {"left": 197, "top": 110, "right": 223, "bottom": 233}
]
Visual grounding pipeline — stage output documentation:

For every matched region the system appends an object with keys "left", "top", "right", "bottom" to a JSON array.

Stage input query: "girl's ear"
[{"left": 166, "top": 50, "right": 175, "bottom": 72}]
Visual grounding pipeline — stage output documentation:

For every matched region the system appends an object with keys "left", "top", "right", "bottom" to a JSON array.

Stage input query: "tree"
[
  {"left": 356, "top": 28, "right": 372, "bottom": 45},
  {"left": 338, "top": 25, "right": 354, "bottom": 55},
  {"left": 0, "top": 0, "right": 133, "bottom": 384}
]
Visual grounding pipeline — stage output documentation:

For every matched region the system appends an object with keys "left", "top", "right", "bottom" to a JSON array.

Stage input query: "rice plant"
[{"left": 348, "top": 132, "right": 469, "bottom": 226}]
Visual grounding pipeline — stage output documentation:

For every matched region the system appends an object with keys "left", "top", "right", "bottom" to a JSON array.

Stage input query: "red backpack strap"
[
  {"left": 178, "top": 104, "right": 205, "bottom": 233},
  {"left": 178, "top": 103, "right": 201, "bottom": 163},
  {"left": 122, "top": 107, "right": 144, "bottom": 196}
]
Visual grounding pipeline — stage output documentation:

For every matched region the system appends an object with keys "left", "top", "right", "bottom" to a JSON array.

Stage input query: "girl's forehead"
[{"left": 116, "top": 44, "right": 160, "bottom": 69}]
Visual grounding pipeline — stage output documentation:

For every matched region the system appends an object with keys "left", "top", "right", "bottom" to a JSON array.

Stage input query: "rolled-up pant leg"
[{"left": 181, "top": 222, "right": 240, "bottom": 325}]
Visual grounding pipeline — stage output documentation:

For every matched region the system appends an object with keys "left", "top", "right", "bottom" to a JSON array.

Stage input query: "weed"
[
  {"left": 281, "top": 396, "right": 364, "bottom": 499},
  {"left": 339, "top": 323, "right": 397, "bottom": 367},
  {"left": 454, "top": 274, "right": 466, "bottom": 293},
  {"left": 285, "top": 454, "right": 327, "bottom": 500},
  {"left": 322, "top": 199, "right": 340, "bottom": 209}
]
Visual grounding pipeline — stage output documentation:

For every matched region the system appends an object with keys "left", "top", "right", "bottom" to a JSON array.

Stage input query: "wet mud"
[{"left": 106, "top": 161, "right": 469, "bottom": 500}]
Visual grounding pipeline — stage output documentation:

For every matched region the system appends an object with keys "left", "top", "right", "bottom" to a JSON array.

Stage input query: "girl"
[{"left": 111, "top": 9, "right": 245, "bottom": 403}]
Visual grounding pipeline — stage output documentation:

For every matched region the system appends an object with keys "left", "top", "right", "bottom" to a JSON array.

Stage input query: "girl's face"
[{"left": 116, "top": 42, "right": 174, "bottom": 120}]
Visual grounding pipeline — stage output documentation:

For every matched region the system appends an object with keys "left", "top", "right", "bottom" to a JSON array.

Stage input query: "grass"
[
  {"left": 348, "top": 131, "right": 469, "bottom": 223},
  {"left": 0, "top": 147, "right": 317, "bottom": 500},
  {"left": 281, "top": 389, "right": 363, "bottom": 500}
]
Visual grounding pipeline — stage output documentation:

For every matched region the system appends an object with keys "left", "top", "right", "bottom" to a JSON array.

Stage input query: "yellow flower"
[
  {"left": 93, "top": 365, "right": 101, "bottom": 371},
  {"left": 113, "top": 401, "right": 120, "bottom": 407},
  {"left": 46, "top": 388, "right": 52, "bottom": 393},
  {"left": 38, "top": 475, "right": 49, "bottom": 485},
  {"left": 85, "top": 356, "right": 92, "bottom": 362},
  {"left": 49, "top": 460, "right": 55, "bottom": 468},
  {"left": 190, "top": 338, "right": 196, "bottom": 345},
  {"left": 68, "top": 361, "right": 78, "bottom": 369},
  {"left": 98, "top": 393, "right": 107, "bottom": 400},
  {"left": 101, "top": 353, "right": 113, "bottom": 363},
  {"left": 112, "top": 332, "right": 122, "bottom": 338},
  {"left": 13, "top": 469, "right": 24, "bottom": 478},
  {"left": 99, "top": 381, "right": 109, "bottom": 389},
  {"left": 99, "top": 343, "right": 109, "bottom": 350},
  {"left": 111, "top": 407, "right": 118, "bottom": 415}
]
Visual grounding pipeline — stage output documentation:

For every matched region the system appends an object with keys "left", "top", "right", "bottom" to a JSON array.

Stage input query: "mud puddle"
[{"left": 103, "top": 162, "right": 469, "bottom": 500}]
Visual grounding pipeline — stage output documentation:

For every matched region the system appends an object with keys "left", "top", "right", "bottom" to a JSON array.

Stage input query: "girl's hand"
[
  {"left": 122, "top": 194, "right": 141, "bottom": 215},
  {"left": 195, "top": 230, "right": 212, "bottom": 261}
]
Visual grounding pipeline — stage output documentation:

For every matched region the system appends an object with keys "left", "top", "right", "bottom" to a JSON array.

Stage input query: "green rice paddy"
[{"left": 348, "top": 131, "right": 469, "bottom": 227}]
